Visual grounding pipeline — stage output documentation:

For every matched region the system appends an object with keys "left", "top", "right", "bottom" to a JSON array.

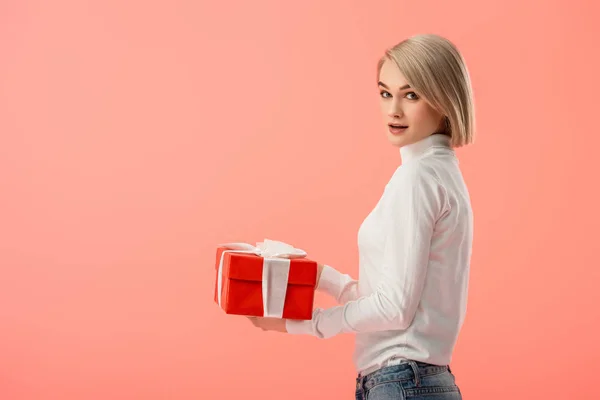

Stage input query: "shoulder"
[{"left": 387, "top": 160, "right": 448, "bottom": 214}]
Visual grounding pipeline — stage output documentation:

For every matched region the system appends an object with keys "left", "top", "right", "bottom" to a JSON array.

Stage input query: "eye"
[
  {"left": 405, "top": 91, "right": 419, "bottom": 100},
  {"left": 379, "top": 90, "right": 391, "bottom": 99}
]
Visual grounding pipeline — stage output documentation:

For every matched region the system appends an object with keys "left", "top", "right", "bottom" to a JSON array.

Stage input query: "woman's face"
[{"left": 378, "top": 58, "right": 445, "bottom": 148}]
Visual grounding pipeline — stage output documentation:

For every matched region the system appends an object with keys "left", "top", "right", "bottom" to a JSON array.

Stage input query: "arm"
[
  {"left": 287, "top": 166, "right": 446, "bottom": 339},
  {"left": 316, "top": 264, "right": 360, "bottom": 304}
]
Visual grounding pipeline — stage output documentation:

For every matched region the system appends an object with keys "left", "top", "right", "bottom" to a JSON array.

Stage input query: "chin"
[{"left": 387, "top": 134, "right": 410, "bottom": 148}]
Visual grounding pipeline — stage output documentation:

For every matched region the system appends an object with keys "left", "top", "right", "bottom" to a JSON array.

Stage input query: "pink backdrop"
[{"left": 1, "top": 0, "right": 599, "bottom": 398}]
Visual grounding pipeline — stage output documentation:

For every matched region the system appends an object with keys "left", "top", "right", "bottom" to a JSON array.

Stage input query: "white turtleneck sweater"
[{"left": 286, "top": 134, "right": 473, "bottom": 373}]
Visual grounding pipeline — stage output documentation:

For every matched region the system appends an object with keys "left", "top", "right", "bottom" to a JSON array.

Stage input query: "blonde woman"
[{"left": 250, "top": 33, "right": 474, "bottom": 400}]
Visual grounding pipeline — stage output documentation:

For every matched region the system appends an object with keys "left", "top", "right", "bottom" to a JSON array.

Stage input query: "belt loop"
[
  {"left": 408, "top": 360, "right": 420, "bottom": 387},
  {"left": 356, "top": 374, "right": 364, "bottom": 397},
  {"left": 360, "top": 375, "right": 367, "bottom": 399}
]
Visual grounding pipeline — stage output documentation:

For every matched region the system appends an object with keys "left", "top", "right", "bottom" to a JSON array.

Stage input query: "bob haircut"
[{"left": 377, "top": 34, "right": 475, "bottom": 147}]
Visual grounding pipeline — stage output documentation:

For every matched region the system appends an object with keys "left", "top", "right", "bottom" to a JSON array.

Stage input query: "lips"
[{"left": 389, "top": 124, "right": 408, "bottom": 135}]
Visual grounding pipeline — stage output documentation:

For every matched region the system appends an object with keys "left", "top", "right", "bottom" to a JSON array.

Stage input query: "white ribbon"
[{"left": 216, "top": 239, "right": 307, "bottom": 318}]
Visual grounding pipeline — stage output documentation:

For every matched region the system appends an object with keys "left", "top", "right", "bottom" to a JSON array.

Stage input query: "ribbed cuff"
[{"left": 285, "top": 318, "right": 314, "bottom": 335}]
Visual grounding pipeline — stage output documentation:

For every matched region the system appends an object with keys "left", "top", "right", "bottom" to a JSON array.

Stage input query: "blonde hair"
[{"left": 377, "top": 34, "right": 475, "bottom": 147}]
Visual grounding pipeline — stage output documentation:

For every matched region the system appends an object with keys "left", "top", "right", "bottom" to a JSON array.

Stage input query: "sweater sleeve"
[
  {"left": 316, "top": 264, "right": 360, "bottom": 304},
  {"left": 286, "top": 166, "right": 446, "bottom": 338}
]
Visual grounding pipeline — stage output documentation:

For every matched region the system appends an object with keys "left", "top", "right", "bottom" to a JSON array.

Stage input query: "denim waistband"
[{"left": 356, "top": 360, "right": 450, "bottom": 392}]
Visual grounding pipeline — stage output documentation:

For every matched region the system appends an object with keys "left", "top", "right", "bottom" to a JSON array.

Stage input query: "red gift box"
[{"left": 214, "top": 245, "right": 317, "bottom": 320}]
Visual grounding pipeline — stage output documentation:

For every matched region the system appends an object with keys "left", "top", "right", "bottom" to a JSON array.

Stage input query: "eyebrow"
[{"left": 378, "top": 81, "right": 411, "bottom": 91}]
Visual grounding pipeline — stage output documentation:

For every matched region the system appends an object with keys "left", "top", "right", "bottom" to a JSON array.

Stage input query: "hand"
[{"left": 247, "top": 316, "right": 288, "bottom": 333}]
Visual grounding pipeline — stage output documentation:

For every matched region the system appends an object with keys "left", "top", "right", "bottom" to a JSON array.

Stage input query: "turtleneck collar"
[{"left": 399, "top": 133, "right": 452, "bottom": 164}]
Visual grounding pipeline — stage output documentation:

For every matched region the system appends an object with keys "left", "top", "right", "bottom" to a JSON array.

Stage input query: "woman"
[{"left": 249, "top": 33, "right": 474, "bottom": 399}]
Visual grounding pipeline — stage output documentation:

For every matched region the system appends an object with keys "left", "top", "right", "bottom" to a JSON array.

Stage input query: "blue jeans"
[{"left": 355, "top": 360, "right": 462, "bottom": 399}]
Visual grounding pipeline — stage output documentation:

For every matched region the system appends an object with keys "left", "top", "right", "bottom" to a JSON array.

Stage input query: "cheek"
[
  {"left": 410, "top": 103, "right": 440, "bottom": 127},
  {"left": 379, "top": 100, "right": 389, "bottom": 116}
]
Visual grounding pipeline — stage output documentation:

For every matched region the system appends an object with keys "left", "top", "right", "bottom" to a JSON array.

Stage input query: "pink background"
[{"left": 1, "top": 0, "right": 599, "bottom": 398}]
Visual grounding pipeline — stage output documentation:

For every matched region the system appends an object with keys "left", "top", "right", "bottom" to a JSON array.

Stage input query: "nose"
[{"left": 387, "top": 99, "right": 403, "bottom": 119}]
